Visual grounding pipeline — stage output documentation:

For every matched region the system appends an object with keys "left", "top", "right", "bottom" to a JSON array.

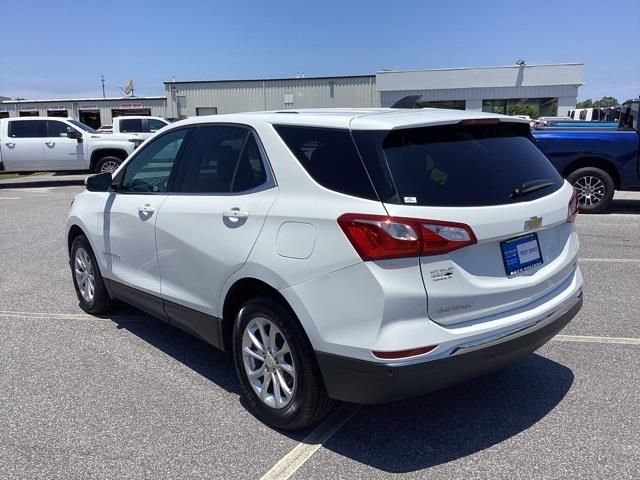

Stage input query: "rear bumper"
[{"left": 316, "top": 293, "right": 582, "bottom": 404}]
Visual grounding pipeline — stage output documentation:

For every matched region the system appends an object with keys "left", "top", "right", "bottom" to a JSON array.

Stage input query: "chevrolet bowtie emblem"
[{"left": 524, "top": 216, "right": 543, "bottom": 230}]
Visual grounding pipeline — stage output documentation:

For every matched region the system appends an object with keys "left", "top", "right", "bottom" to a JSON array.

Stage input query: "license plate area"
[{"left": 500, "top": 232, "right": 543, "bottom": 277}]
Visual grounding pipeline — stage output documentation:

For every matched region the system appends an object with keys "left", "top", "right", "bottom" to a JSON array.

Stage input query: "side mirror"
[
  {"left": 67, "top": 127, "right": 83, "bottom": 143},
  {"left": 85, "top": 172, "right": 112, "bottom": 192}
]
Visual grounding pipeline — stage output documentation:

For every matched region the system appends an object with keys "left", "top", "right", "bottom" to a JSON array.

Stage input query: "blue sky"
[{"left": 1, "top": 0, "right": 638, "bottom": 102}]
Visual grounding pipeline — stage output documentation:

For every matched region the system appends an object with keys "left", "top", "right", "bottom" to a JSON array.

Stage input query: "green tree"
[
  {"left": 507, "top": 104, "right": 539, "bottom": 119},
  {"left": 594, "top": 96, "right": 619, "bottom": 107},
  {"left": 576, "top": 99, "right": 593, "bottom": 108}
]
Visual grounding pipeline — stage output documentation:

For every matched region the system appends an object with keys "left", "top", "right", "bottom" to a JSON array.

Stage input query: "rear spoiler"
[{"left": 390, "top": 95, "right": 425, "bottom": 109}]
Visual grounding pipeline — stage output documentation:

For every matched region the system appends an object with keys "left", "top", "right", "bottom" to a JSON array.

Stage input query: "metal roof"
[
  {"left": 0, "top": 96, "right": 165, "bottom": 104},
  {"left": 164, "top": 74, "right": 375, "bottom": 85}
]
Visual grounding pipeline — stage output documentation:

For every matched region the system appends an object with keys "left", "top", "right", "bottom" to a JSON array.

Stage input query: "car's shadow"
[
  {"left": 101, "top": 304, "right": 574, "bottom": 470},
  {"left": 322, "top": 353, "right": 573, "bottom": 473},
  {"left": 103, "top": 303, "right": 242, "bottom": 396},
  {"left": 603, "top": 197, "right": 640, "bottom": 214}
]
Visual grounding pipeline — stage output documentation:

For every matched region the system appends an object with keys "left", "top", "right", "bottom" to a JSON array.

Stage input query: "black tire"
[
  {"left": 94, "top": 156, "right": 123, "bottom": 174},
  {"left": 70, "top": 234, "right": 114, "bottom": 315},
  {"left": 232, "top": 296, "right": 333, "bottom": 430},
  {"left": 566, "top": 166, "right": 615, "bottom": 214}
]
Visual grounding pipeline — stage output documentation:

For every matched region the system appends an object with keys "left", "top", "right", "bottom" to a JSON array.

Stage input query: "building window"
[
  {"left": 482, "top": 98, "right": 558, "bottom": 117},
  {"left": 419, "top": 100, "right": 466, "bottom": 110}
]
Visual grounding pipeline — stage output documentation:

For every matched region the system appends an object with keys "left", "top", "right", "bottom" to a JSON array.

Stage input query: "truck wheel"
[
  {"left": 95, "top": 156, "right": 122, "bottom": 174},
  {"left": 567, "top": 167, "right": 614, "bottom": 214},
  {"left": 232, "top": 296, "right": 333, "bottom": 430}
]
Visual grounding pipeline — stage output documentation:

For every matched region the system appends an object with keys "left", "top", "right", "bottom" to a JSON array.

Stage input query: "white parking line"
[
  {"left": 0, "top": 197, "right": 20, "bottom": 200},
  {"left": 580, "top": 258, "right": 640, "bottom": 263},
  {"left": 260, "top": 404, "right": 361, "bottom": 480},
  {"left": 554, "top": 335, "right": 640, "bottom": 346}
]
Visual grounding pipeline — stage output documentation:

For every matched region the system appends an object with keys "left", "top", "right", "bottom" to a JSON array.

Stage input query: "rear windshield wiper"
[{"left": 510, "top": 179, "right": 555, "bottom": 199}]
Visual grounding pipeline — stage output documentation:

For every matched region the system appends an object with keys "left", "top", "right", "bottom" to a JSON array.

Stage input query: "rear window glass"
[
  {"left": 353, "top": 122, "right": 563, "bottom": 207},
  {"left": 274, "top": 125, "right": 377, "bottom": 200},
  {"left": 119, "top": 118, "right": 145, "bottom": 133}
]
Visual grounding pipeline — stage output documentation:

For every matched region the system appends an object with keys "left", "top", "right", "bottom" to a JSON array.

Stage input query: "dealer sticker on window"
[{"left": 500, "top": 233, "right": 543, "bottom": 276}]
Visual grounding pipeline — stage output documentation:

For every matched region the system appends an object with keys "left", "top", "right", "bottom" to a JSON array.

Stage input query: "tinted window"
[
  {"left": 119, "top": 118, "right": 145, "bottom": 133},
  {"left": 120, "top": 129, "right": 187, "bottom": 193},
  {"left": 274, "top": 125, "right": 377, "bottom": 200},
  {"left": 353, "top": 122, "right": 563, "bottom": 207},
  {"left": 233, "top": 134, "right": 267, "bottom": 192},
  {"left": 46, "top": 120, "right": 71, "bottom": 138},
  {"left": 148, "top": 119, "right": 167, "bottom": 132},
  {"left": 8, "top": 120, "right": 47, "bottom": 138},
  {"left": 180, "top": 126, "right": 248, "bottom": 193}
]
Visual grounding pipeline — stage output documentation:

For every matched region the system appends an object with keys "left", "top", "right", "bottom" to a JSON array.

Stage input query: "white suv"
[{"left": 66, "top": 108, "right": 583, "bottom": 430}]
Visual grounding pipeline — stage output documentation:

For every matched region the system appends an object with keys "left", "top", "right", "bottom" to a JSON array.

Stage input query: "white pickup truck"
[
  {"left": 99, "top": 116, "right": 170, "bottom": 140},
  {"left": 0, "top": 117, "right": 143, "bottom": 174}
]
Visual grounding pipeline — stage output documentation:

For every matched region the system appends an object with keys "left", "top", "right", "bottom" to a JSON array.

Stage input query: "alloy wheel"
[
  {"left": 241, "top": 316, "right": 296, "bottom": 409},
  {"left": 74, "top": 247, "right": 95, "bottom": 303},
  {"left": 574, "top": 175, "right": 605, "bottom": 207},
  {"left": 100, "top": 160, "right": 120, "bottom": 174}
]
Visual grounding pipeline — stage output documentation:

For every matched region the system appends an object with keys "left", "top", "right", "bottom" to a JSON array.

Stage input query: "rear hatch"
[{"left": 352, "top": 119, "right": 579, "bottom": 326}]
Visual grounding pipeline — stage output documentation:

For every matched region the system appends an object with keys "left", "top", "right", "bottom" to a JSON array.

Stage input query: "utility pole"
[{"left": 100, "top": 75, "right": 105, "bottom": 98}]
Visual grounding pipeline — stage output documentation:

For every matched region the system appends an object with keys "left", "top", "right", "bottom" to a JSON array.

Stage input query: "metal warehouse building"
[
  {"left": 0, "top": 96, "right": 165, "bottom": 129},
  {"left": 165, "top": 63, "right": 582, "bottom": 117},
  {"left": 377, "top": 63, "right": 583, "bottom": 117},
  {"left": 164, "top": 75, "right": 378, "bottom": 118},
  {"left": 0, "top": 63, "right": 583, "bottom": 123}
]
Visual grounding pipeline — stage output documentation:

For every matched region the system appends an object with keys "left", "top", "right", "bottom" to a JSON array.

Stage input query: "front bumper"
[{"left": 316, "top": 293, "right": 582, "bottom": 404}]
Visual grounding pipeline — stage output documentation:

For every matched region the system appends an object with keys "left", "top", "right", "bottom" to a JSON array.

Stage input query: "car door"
[
  {"left": 43, "top": 120, "right": 87, "bottom": 170},
  {"left": 99, "top": 127, "right": 191, "bottom": 317},
  {"left": 2, "top": 119, "right": 46, "bottom": 171},
  {"left": 155, "top": 125, "right": 277, "bottom": 344}
]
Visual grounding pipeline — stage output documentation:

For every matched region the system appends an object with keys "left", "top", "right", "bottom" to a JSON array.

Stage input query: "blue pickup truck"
[{"left": 533, "top": 100, "right": 640, "bottom": 213}]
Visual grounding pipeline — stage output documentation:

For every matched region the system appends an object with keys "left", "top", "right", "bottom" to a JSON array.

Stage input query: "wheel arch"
[
  {"left": 221, "top": 277, "right": 312, "bottom": 354},
  {"left": 562, "top": 156, "right": 621, "bottom": 189}
]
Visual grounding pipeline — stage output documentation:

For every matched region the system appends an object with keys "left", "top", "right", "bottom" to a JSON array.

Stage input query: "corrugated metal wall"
[{"left": 165, "top": 76, "right": 378, "bottom": 116}]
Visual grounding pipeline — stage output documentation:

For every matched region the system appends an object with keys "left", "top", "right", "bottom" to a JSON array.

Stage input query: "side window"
[
  {"left": 120, "top": 128, "right": 188, "bottom": 193},
  {"left": 274, "top": 125, "right": 377, "bottom": 200},
  {"left": 148, "top": 119, "right": 167, "bottom": 132},
  {"left": 46, "top": 120, "right": 71, "bottom": 138},
  {"left": 180, "top": 125, "right": 248, "bottom": 194},
  {"left": 232, "top": 134, "right": 267, "bottom": 192},
  {"left": 119, "top": 118, "right": 144, "bottom": 133},
  {"left": 8, "top": 120, "right": 47, "bottom": 138}
]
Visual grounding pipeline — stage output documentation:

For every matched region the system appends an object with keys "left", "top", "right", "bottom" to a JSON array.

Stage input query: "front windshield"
[{"left": 67, "top": 119, "right": 97, "bottom": 134}]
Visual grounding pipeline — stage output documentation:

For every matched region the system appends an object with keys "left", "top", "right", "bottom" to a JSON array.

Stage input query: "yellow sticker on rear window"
[{"left": 430, "top": 168, "right": 448, "bottom": 185}]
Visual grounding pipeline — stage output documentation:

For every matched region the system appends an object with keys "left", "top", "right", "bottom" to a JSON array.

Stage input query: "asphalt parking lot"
[{"left": 1, "top": 185, "right": 639, "bottom": 479}]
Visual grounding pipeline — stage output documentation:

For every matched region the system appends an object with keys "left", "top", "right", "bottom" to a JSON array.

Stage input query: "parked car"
[
  {"left": 66, "top": 108, "right": 583, "bottom": 430},
  {"left": 96, "top": 125, "right": 113, "bottom": 133},
  {"left": 533, "top": 100, "right": 640, "bottom": 213},
  {"left": 0, "top": 117, "right": 142, "bottom": 173},
  {"left": 109, "top": 115, "right": 170, "bottom": 139}
]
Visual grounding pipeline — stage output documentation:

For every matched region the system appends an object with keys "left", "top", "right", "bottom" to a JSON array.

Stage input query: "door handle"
[
  {"left": 223, "top": 209, "right": 249, "bottom": 219},
  {"left": 45, "top": 141, "right": 55, "bottom": 147},
  {"left": 4, "top": 142, "right": 15, "bottom": 148},
  {"left": 138, "top": 204, "right": 156, "bottom": 214}
]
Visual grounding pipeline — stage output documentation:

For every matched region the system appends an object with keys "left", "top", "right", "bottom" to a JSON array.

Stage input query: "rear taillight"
[
  {"left": 337, "top": 213, "right": 477, "bottom": 261},
  {"left": 567, "top": 188, "right": 579, "bottom": 222}
]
